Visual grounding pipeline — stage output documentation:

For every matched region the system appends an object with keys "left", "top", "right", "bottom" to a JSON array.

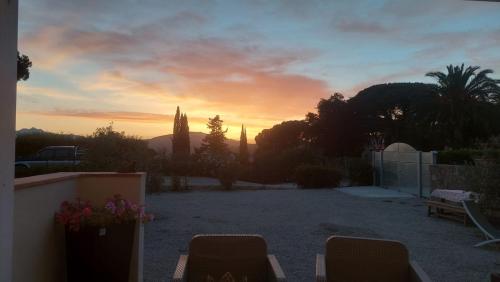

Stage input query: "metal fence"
[{"left": 372, "top": 143, "right": 437, "bottom": 197}]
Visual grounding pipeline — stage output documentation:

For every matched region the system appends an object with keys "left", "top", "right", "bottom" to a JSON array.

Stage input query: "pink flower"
[
  {"left": 82, "top": 207, "right": 92, "bottom": 217},
  {"left": 56, "top": 195, "right": 154, "bottom": 230}
]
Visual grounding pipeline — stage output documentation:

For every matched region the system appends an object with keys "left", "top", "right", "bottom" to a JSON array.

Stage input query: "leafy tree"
[
  {"left": 255, "top": 120, "right": 307, "bottom": 153},
  {"left": 17, "top": 51, "right": 32, "bottom": 81},
  {"left": 239, "top": 125, "right": 249, "bottom": 165},
  {"left": 82, "top": 123, "right": 154, "bottom": 172},
  {"left": 253, "top": 120, "right": 321, "bottom": 182},
  {"left": 306, "top": 93, "right": 363, "bottom": 157},
  {"left": 426, "top": 64, "right": 500, "bottom": 148},
  {"left": 194, "top": 115, "right": 231, "bottom": 174},
  {"left": 348, "top": 83, "right": 441, "bottom": 150}
]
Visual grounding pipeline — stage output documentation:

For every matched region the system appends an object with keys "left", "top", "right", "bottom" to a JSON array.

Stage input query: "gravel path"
[{"left": 144, "top": 189, "right": 498, "bottom": 282}]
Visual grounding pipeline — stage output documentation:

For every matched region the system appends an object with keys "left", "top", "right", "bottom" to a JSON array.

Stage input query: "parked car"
[{"left": 15, "top": 146, "right": 85, "bottom": 169}]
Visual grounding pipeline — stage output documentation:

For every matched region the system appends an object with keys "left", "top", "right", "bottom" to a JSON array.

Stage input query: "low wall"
[{"left": 13, "top": 172, "right": 145, "bottom": 282}]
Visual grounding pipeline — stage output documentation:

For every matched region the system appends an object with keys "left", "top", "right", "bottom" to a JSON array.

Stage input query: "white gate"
[{"left": 372, "top": 143, "right": 436, "bottom": 197}]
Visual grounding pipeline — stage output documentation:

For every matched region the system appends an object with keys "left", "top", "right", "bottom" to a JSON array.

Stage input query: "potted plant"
[{"left": 55, "top": 195, "right": 153, "bottom": 282}]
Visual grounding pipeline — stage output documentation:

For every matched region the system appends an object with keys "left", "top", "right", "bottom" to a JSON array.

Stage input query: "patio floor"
[{"left": 144, "top": 188, "right": 498, "bottom": 282}]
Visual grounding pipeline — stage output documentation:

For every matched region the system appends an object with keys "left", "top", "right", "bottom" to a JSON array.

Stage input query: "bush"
[
  {"left": 295, "top": 164, "right": 342, "bottom": 189},
  {"left": 437, "top": 150, "right": 475, "bottom": 165},
  {"left": 252, "top": 146, "right": 324, "bottom": 184},
  {"left": 465, "top": 162, "right": 500, "bottom": 210},
  {"left": 217, "top": 163, "right": 240, "bottom": 190},
  {"left": 345, "top": 158, "right": 373, "bottom": 186},
  {"left": 81, "top": 124, "right": 154, "bottom": 172},
  {"left": 146, "top": 157, "right": 165, "bottom": 194},
  {"left": 437, "top": 149, "right": 500, "bottom": 165}
]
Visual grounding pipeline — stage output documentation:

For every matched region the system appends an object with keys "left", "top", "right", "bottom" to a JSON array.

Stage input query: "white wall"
[{"left": 0, "top": 0, "right": 18, "bottom": 281}]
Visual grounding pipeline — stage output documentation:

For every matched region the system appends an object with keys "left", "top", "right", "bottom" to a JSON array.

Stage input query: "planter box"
[{"left": 65, "top": 222, "right": 135, "bottom": 282}]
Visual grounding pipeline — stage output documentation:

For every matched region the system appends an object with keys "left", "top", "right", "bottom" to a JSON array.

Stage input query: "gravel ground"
[{"left": 144, "top": 189, "right": 499, "bottom": 282}]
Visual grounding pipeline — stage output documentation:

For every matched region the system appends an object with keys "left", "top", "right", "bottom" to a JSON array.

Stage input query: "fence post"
[
  {"left": 372, "top": 151, "right": 376, "bottom": 185},
  {"left": 431, "top": 151, "right": 438, "bottom": 164},
  {"left": 417, "top": 151, "right": 422, "bottom": 198},
  {"left": 379, "top": 151, "right": 384, "bottom": 187}
]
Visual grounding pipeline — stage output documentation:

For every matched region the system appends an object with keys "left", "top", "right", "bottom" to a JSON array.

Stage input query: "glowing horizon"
[{"left": 17, "top": 0, "right": 500, "bottom": 141}]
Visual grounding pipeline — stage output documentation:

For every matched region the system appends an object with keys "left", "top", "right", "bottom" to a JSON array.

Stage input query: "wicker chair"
[
  {"left": 316, "top": 236, "right": 432, "bottom": 282},
  {"left": 173, "top": 234, "right": 286, "bottom": 282}
]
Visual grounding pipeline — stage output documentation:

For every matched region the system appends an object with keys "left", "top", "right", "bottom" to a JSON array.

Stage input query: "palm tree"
[{"left": 426, "top": 64, "right": 500, "bottom": 148}]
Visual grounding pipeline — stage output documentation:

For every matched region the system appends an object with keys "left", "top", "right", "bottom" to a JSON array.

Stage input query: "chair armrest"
[
  {"left": 409, "top": 260, "right": 432, "bottom": 282},
  {"left": 173, "top": 255, "right": 188, "bottom": 282},
  {"left": 491, "top": 272, "right": 500, "bottom": 282},
  {"left": 316, "top": 254, "right": 327, "bottom": 282},
  {"left": 267, "top": 254, "right": 286, "bottom": 282}
]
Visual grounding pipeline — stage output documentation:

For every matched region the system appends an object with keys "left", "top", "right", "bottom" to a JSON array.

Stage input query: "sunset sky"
[{"left": 16, "top": 0, "right": 500, "bottom": 142}]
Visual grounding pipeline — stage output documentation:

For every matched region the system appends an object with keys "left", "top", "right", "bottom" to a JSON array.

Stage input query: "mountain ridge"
[
  {"left": 148, "top": 132, "right": 256, "bottom": 154},
  {"left": 15, "top": 128, "right": 256, "bottom": 154}
]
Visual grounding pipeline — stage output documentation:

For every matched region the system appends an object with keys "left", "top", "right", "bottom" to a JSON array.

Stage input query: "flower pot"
[{"left": 65, "top": 221, "right": 135, "bottom": 282}]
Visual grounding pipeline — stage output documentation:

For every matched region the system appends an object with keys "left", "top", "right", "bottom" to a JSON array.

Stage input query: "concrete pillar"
[{"left": 0, "top": 0, "right": 18, "bottom": 280}]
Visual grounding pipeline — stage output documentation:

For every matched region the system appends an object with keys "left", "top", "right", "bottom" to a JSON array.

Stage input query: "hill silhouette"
[{"left": 148, "top": 132, "right": 256, "bottom": 155}]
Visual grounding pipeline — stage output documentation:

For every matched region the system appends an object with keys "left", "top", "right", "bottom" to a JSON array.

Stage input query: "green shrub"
[
  {"left": 217, "top": 163, "right": 240, "bottom": 190},
  {"left": 295, "top": 164, "right": 342, "bottom": 189},
  {"left": 437, "top": 149, "right": 500, "bottom": 165},
  {"left": 465, "top": 162, "right": 500, "bottom": 210},
  {"left": 346, "top": 158, "right": 373, "bottom": 186},
  {"left": 437, "top": 150, "right": 475, "bottom": 165}
]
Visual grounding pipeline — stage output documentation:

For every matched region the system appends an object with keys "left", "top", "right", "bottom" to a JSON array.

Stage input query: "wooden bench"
[{"left": 427, "top": 200, "right": 468, "bottom": 225}]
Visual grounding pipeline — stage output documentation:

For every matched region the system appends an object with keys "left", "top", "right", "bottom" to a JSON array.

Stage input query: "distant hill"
[
  {"left": 16, "top": 127, "right": 46, "bottom": 136},
  {"left": 148, "top": 132, "right": 257, "bottom": 155}
]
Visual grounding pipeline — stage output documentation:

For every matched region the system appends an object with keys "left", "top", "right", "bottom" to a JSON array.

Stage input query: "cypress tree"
[
  {"left": 172, "top": 106, "right": 181, "bottom": 157},
  {"left": 173, "top": 108, "right": 191, "bottom": 161},
  {"left": 239, "top": 124, "right": 249, "bottom": 165},
  {"left": 182, "top": 114, "right": 190, "bottom": 156}
]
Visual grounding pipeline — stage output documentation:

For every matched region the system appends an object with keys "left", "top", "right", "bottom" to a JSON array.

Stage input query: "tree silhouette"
[
  {"left": 239, "top": 124, "right": 249, "bottom": 165},
  {"left": 426, "top": 64, "right": 500, "bottom": 147},
  {"left": 172, "top": 106, "right": 190, "bottom": 160},
  {"left": 196, "top": 115, "right": 230, "bottom": 169},
  {"left": 17, "top": 51, "right": 32, "bottom": 82},
  {"left": 179, "top": 113, "right": 190, "bottom": 157},
  {"left": 306, "top": 93, "right": 360, "bottom": 157},
  {"left": 172, "top": 106, "right": 181, "bottom": 157}
]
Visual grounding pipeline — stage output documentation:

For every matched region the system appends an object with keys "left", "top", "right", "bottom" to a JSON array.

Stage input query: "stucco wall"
[
  {"left": 13, "top": 178, "right": 78, "bottom": 282},
  {"left": 13, "top": 172, "right": 145, "bottom": 282},
  {"left": 0, "top": 0, "right": 18, "bottom": 281}
]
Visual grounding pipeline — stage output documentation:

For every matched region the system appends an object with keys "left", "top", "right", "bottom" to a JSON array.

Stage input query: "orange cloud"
[{"left": 19, "top": 21, "right": 332, "bottom": 140}]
